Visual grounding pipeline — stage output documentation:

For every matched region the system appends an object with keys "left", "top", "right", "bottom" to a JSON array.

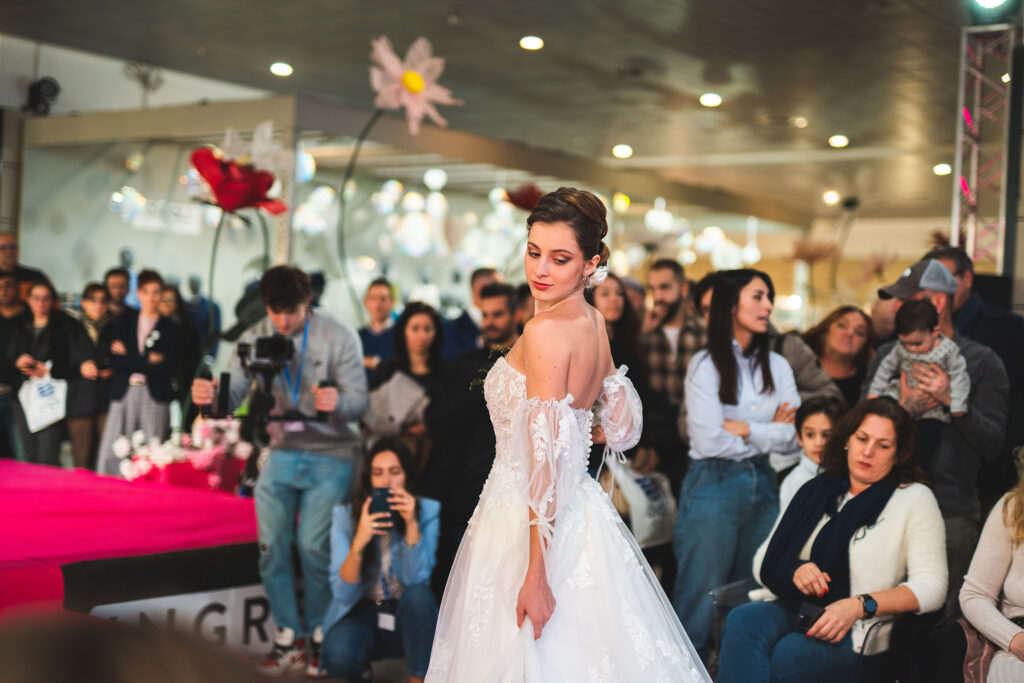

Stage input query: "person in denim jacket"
[{"left": 323, "top": 438, "right": 440, "bottom": 682}]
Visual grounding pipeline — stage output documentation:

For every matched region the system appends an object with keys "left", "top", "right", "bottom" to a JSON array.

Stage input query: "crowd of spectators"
[{"left": 5, "top": 223, "right": 1024, "bottom": 682}]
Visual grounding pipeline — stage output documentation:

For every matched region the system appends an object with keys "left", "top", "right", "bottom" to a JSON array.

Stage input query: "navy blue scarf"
[{"left": 760, "top": 473, "right": 897, "bottom": 603}]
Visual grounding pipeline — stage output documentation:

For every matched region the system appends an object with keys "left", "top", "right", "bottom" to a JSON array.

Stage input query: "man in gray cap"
[
  {"left": 865, "top": 258, "right": 1009, "bottom": 617},
  {"left": 925, "top": 245, "right": 1024, "bottom": 511}
]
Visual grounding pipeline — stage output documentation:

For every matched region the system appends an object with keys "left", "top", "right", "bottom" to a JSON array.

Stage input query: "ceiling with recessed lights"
[{"left": 0, "top": 0, "right": 982, "bottom": 222}]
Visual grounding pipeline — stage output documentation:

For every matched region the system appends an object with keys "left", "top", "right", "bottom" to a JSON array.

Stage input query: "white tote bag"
[
  {"left": 606, "top": 457, "right": 677, "bottom": 548},
  {"left": 18, "top": 370, "right": 68, "bottom": 433}
]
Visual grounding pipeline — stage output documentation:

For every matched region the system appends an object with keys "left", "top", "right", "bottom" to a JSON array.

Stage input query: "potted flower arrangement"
[{"left": 114, "top": 418, "right": 254, "bottom": 493}]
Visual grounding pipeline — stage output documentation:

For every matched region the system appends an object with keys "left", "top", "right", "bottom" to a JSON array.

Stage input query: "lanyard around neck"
[{"left": 281, "top": 316, "right": 309, "bottom": 406}]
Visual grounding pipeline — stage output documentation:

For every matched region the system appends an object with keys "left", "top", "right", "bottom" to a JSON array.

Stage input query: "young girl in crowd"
[
  {"left": 322, "top": 438, "right": 439, "bottom": 683},
  {"left": 673, "top": 268, "right": 800, "bottom": 662},
  {"left": 779, "top": 397, "right": 844, "bottom": 511}
]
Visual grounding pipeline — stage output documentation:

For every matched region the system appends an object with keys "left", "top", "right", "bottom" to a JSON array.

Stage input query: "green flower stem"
[
  {"left": 257, "top": 211, "right": 271, "bottom": 272},
  {"left": 336, "top": 108, "right": 384, "bottom": 327},
  {"left": 208, "top": 210, "right": 227, "bottom": 344},
  {"left": 181, "top": 208, "right": 227, "bottom": 427}
]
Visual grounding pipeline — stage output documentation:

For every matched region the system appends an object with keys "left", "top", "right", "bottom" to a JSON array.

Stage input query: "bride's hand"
[{"left": 516, "top": 572, "right": 556, "bottom": 640}]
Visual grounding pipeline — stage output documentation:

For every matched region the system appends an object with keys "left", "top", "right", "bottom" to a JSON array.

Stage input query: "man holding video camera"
[{"left": 192, "top": 266, "right": 367, "bottom": 678}]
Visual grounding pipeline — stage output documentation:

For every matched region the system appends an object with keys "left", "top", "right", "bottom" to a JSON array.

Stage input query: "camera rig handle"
[
  {"left": 316, "top": 380, "right": 336, "bottom": 422},
  {"left": 217, "top": 372, "right": 231, "bottom": 418},
  {"left": 198, "top": 368, "right": 213, "bottom": 419}
]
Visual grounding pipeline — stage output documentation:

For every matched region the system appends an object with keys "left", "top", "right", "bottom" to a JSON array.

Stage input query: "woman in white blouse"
[
  {"left": 955, "top": 459, "right": 1024, "bottom": 682},
  {"left": 672, "top": 268, "right": 800, "bottom": 662},
  {"left": 719, "top": 398, "right": 947, "bottom": 682}
]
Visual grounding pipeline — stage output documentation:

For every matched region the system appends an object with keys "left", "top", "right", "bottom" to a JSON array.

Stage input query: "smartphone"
[
  {"left": 796, "top": 602, "right": 825, "bottom": 632},
  {"left": 369, "top": 487, "right": 394, "bottom": 522}
]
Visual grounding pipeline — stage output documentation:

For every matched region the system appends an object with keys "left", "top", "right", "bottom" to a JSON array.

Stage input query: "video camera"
[{"left": 202, "top": 334, "right": 332, "bottom": 451}]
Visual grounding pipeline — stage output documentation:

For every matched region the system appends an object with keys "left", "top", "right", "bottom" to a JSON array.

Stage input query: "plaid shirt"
[{"left": 643, "top": 310, "right": 707, "bottom": 407}]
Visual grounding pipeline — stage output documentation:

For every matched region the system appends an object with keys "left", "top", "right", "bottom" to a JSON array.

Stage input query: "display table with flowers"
[{"left": 114, "top": 418, "right": 254, "bottom": 493}]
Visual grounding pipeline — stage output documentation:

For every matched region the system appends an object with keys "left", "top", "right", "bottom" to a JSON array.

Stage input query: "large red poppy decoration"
[
  {"left": 505, "top": 183, "right": 545, "bottom": 212},
  {"left": 190, "top": 147, "right": 288, "bottom": 215}
]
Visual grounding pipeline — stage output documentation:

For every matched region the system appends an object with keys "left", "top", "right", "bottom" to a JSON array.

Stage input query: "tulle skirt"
[{"left": 425, "top": 474, "right": 710, "bottom": 682}]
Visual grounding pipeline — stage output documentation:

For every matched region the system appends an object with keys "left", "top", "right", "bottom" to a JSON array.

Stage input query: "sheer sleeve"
[
  {"left": 599, "top": 365, "right": 643, "bottom": 453},
  {"left": 516, "top": 394, "right": 585, "bottom": 551}
]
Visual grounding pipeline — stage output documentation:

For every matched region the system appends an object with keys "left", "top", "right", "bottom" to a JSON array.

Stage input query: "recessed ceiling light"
[
  {"left": 823, "top": 190, "right": 841, "bottom": 206},
  {"left": 612, "top": 144, "right": 633, "bottom": 159},
  {"left": 933, "top": 163, "right": 953, "bottom": 176},
  {"left": 793, "top": 116, "right": 809, "bottom": 128},
  {"left": 1003, "top": 72, "right": 1011, "bottom": 83},
  {"left": 828, "top": 134, "right": 849, "bottom": 148},
  {"left": 270, "top": 62, "right": 293, "bottom": 77},
  {"left": 699, "top": 93, "right": 722, "bottom": 107},
  {"left": 975, "top": 0, "right": 1009, "bottom": 8},
  {"left": 519, "top": 36, "right": 544, "bottom": 50}
]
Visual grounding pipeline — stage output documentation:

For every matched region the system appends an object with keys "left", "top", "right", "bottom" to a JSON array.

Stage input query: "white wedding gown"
[{"left": 426, "top": 357, "right": 709, "bottom": 682}]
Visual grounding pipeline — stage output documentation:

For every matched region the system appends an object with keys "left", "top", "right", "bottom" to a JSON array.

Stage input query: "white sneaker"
[
  {"left": 305, "top": 624, "right": 329, "bottom": 679},
  {"left": 257, "top": 627, "right": 307, "bottom": 677}
]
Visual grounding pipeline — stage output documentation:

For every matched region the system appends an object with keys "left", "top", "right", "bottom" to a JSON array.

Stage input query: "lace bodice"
[{"left": 482, "top": 356, "right": 643, "bottom": 547}]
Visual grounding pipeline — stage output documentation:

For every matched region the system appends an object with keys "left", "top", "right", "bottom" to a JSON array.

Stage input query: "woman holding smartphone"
[{"left": 322, "top": 437, "right": 440, "bottom": 682}]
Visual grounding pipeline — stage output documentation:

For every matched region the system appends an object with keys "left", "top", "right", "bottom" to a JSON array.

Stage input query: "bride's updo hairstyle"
[{"left": 526, "top": 187, "right": 610, "bottom": 268}]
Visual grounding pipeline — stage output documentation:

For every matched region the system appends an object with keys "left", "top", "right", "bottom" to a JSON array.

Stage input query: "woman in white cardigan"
[
  {"left": 717, "top": 398, "right": 947, "bottom": 682},
  {"left": 953, "top": 460, "right": 1024, "bottom": 682}
]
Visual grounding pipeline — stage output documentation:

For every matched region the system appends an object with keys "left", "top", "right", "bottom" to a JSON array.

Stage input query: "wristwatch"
[{"left": 857, "top": 594, "right": 878, "bottom": 619}]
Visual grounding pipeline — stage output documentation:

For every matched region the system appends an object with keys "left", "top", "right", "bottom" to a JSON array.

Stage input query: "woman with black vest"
[{"left": 96, "top": 269, "right": 179, "bottom": 476}]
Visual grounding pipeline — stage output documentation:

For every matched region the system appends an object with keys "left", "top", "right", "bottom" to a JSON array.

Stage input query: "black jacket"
[
  {"left": 107, "top": 310, "right": 180, "bottom": 403},
  {"left": 8, "top": 309, "right": 73, "bottom": 389},
  {"left": 66, "top": 317, "right": 115, "bottom": 417},
  {"left": 0, "top": 309, "right": 30, "bottom": 387}
]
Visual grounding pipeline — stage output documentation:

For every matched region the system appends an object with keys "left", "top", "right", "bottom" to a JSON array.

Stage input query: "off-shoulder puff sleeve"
[
  {"left": 517, "top": 394, "right": 586, "bottom": 551},
  {"left": 599, "top": 365, "right": 643, "bottom": 454}
]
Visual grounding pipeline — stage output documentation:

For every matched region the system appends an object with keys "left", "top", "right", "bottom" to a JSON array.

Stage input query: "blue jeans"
[
  {"left": 255, "top": 450, "right": 354, "bottom": 636},
  {"left": 322, "top": 585, "right": 439, "bottom": 679},
  {"left": 672, "top": 455, "right": 779, "bottom": 658},
  {"left": 718, "top": 601, "right": 863, "bottom": 682}
]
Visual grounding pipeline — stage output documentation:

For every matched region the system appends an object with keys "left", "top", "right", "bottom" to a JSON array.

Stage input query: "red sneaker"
[{"left": 257, "top": 628, "right": 307, "bottom": 677}]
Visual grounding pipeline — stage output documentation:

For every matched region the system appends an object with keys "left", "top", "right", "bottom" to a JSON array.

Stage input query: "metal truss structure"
[{"left": 952, "top": 23, "right": 1018, "bottom": 275}]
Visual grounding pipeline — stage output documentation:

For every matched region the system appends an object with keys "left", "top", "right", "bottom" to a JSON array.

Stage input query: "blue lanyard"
[
  {"left": 281, "top": 317, "right": 309, "bottom": 406},
  {"left": 379, "top": 536, "right": 392, "bottom": 600}
]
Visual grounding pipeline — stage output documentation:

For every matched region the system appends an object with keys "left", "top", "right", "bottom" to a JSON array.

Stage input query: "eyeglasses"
[{"left": 0, "top": 244, "right": 17, "bottom": 251}]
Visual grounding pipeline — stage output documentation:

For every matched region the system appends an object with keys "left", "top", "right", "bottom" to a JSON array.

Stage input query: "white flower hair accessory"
[{"left": 584, "top": 265, "right": 609, "bottom": 289}]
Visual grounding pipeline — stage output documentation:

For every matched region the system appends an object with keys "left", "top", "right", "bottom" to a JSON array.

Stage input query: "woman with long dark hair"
[
  {"left": 368, "top": 302, "right": 447, "bottom": 470},
  {"left": 718, "top": 398, "right": 946, "bottom": 682},
  {"left": 585, "top": 272, "right": 650, "bottom": 472},
  {"left": 322, "top": 437, "right": 440, "bottom": 682},
  {"left": 158, "top": 284, "right": 202, "bottom": 409},
  {"left": 672, "top": 268, "right": 801, "bottom": 662}
]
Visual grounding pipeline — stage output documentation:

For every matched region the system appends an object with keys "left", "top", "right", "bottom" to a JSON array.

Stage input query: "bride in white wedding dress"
[{"left": 426, "top": 188, "right": 709, "bottom": 682}]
